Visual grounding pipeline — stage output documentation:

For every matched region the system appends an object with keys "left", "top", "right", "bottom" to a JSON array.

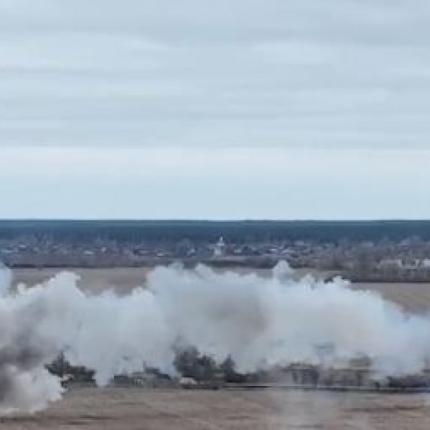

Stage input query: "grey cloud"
[
  {"left": 1, "top": 1, "right": 429, "bottom": 46},
  {"left": 1, "top": 0, "right": 430, "bottom": 149}
]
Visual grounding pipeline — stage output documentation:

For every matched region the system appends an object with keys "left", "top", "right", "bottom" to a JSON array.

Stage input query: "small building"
[{"left": 213, "top": 237, "right": 226, "bottom": 258}]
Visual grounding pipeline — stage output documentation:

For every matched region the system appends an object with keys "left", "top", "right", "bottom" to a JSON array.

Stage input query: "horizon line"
[{"left": 0, "top": 218, "right": 430, "bottom": 223}]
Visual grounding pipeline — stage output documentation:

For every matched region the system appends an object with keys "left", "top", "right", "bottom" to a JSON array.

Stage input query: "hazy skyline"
[{"left": 1, "top": 0, "right": 430, "bottom": 219}]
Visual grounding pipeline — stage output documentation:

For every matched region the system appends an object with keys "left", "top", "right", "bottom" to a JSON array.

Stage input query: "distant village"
[{"left": 2, "top": 234, "right": 430, "bottom": 282}]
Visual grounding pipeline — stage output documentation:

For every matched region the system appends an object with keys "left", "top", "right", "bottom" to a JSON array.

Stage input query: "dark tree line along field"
[{"left": 1, "top": 220, "right": 430, "bottom": 243}]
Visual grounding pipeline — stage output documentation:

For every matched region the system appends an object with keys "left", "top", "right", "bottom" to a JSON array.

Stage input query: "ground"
[
  {"left": 2, "top": 386, "right": 430, "bottom": 430},
  {"left": 6, "top": 267, "right": 430, "bottom": 428},
  {"left": 11, "top": 267, "right": 430, "bottom": 313}
]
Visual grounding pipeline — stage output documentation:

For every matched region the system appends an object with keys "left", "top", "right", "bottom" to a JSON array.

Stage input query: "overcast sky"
[{"left": 1, "top": 0, "right": 430, "bottom": 219}]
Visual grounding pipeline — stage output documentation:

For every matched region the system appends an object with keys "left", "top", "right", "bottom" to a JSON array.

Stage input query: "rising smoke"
[{"left": 0, "top": 262, "right": 430, "bottom": 414}]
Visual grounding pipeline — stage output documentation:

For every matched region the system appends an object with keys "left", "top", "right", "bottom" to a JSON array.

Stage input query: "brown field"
[
  {"left": 2, "top": 385, "right": 430, "bottom": 430},
  {"left": 11, "top": 267, "right": 430, "bottom": 313},
  {"left": 6, "top": 267, "right": 430, "bottom": 429},
  {"left": 349, "top": 282, "right": 430, "bottom": 314},
  {"left": 11, "top": 267, "right": 152, "bottom": 295}
]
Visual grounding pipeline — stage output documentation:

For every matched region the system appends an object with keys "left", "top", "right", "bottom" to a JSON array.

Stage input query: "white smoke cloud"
[{"left": 0, "top": 263, "right": 430, "bottom": 414}]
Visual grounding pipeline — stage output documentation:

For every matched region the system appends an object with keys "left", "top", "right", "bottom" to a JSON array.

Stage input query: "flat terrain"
[
  {"left": 12, "top": 267, "right": 153, "bottom": 295},
  {"left": 6, "top": 267, "right": 430, "bottom": 428},
  {"left": 350, "top": 282, "right": 430, "bottom": 314},
  {"left": 11, "top": 267, "right": 430, "bottom": 313},
  {"left": 2, "top": 386, "right": 430, "bottom": 430}
]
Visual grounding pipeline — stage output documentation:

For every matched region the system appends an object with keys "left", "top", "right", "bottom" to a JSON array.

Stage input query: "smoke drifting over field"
[{"left": 1, "top": 262, "right": 430, "bottom": 413}]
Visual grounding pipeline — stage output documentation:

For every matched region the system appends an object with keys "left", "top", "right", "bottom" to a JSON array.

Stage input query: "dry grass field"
[
  {"left": 11, "top": 267, "right": 430, "bottom": 314},
  {"left": 2, "top": 385, "right": 430, "bottom": 430},
  {"left": 11, "top": 267, "right": 152, "bottom": 295},
  {"left": 350, "top": 282, "right": 430, "bottom": 314},
  {"left": 4, "top": 267, "right": 430, "bottom": 428}
]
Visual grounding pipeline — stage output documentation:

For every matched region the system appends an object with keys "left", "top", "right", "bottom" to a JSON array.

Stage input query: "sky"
[{"left": 0, "top": 0, "right": 430, "bottom": 219}]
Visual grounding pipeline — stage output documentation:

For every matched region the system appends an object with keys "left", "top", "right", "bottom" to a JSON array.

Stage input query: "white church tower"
[{"left": 213, "top": 236, "right": 226, "bottom": 257}]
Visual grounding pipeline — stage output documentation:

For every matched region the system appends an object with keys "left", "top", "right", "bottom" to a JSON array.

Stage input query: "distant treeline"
[{"left": 1, "top": 220, "right": 430, "bottom": 243}]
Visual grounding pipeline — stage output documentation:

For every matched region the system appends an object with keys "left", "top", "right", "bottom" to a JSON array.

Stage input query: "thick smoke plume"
[{"left": 0, "top": 262, "right": 430, "bottom": 414}]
